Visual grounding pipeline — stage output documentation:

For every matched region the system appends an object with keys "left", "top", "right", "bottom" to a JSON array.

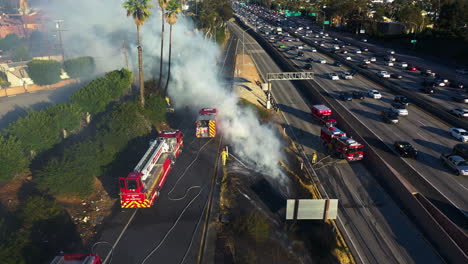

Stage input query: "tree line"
[{"left": 250, "top": 0, "right": 468, "bottom": 39}]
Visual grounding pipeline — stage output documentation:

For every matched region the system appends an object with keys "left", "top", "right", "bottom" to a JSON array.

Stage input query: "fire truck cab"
[
  {"left": 196, "top": 108, "right": 217, "bottom": 138},
  {"left": 118, "top": 130, "right": 183, "bottom": 208},
  {"left": 320, "top": 126, "right": 364, "bottom": 161},
  {"left": 50, "top": 254, "right": 101, "bottom": 264},
  {"left": 311, "top": 105, "right": 337, "bottom": 127}
]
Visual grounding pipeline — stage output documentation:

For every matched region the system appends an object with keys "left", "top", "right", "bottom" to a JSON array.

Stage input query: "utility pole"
[
  {"left": 54, "top": 20, "right": 66, "bottom": 63},
  {"left": 122, "top": 40, "right": 129, "bottom": 70}
]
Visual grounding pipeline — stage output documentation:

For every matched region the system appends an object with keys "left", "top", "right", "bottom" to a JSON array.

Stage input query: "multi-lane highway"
[
  {"left": 235, "top": 3, "right": 468, "bottom": 229},
  {"left": 93, "top": 35, "right": 238, "bottom": 264},
  {"left": 229, "top": 20, "right": 443, "bottom": 264},
  {"left": 298, "top": 27, "right": 468, "bottom": 111}
]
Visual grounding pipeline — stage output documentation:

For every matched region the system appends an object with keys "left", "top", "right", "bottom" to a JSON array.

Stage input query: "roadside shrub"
[
  {"left": 0, "top": 136, "right": 30, "bottom": 181},
  {"left": 35, "top": 140, "right": 99, "bottom": 197},
  {"left": 70, "top": 69, "right": 132, "bottom": 114},
  {"left": 12, "top": 45, "right": 32, "bottom": 62},
  {"left": 5, "top": 110, "right": 61, "bottom": 156},
  {"left": 142, "top": 95, "right": 167, "bottom": 126},
  {"left": 5, "top": 104, "right": 84, "bottom": 156},
  {"left": 45, "top": 103, "right": 84, "bottom": 133},
  {"left": 64, "top": 56, "right": 96, "bottom": 78},
  {"left": 94, "top": 102, "right": 151, "bottom": 166},
  {"left": 18, "top": 196, "right": 66, "bottom": 227},
  {"left": 27, "top": 60, "right": 62, "bottom": 85}
]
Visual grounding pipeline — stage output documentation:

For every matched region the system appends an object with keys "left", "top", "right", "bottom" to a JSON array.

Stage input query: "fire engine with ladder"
[
  {"left": 50, "top": 254, "right": 101, "bottom": 264},
  {"left": 119, "top": 130, "right": 183, "bottom": 208},
  {"left": 196, "top": 108, "right": 217, "bottom": 138},
  {"left": 320, "top": 126, "right": 364, "bottom": 161}
]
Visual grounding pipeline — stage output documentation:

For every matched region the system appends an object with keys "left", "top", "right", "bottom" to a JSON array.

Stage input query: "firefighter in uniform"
[
  {"left": 221, "top": 147, "right": 228, "bottom": 166},
  {"left": 312, "top": 152, "right": 317, "bottom": 164}
]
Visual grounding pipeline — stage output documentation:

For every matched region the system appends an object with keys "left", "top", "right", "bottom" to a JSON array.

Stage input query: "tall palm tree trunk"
[
  {"left": 137, "top": 24, "right": 145, "bottom": 106},
  {"left": 158, "top": 9, "right": 165, "bottom": 93},
  {"left": 164, "top": 24, "right": 173, "bottom": 96}
]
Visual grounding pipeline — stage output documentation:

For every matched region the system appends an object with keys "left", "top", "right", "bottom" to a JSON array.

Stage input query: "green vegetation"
[
  {"left": 71, "top": 69, "right": 132, "bottom": 114},
  {"left": 0, "top": 33, "right": 22, "bottom": 51},
  {"left": 238, "top": 98, "right": 272, "bottom": 122},
  {"left": 141, "top": 95, "right": 167, "bottom": 127},
  {"left": 12, "top": 46, "right": 32, "bottom": 62},
  {"left": 0, "top": 136, "right": 30, "bottom": 181},
  {"left": 123, "top": 0, "right": 153, "bottom": 106},
  {"left": 35, "top": 140, "right": 100, "bottom": 197},
  {"left": 27, "top": 60, "right": 62, "bottom": 86},
  {"left": 238, "top": 212, "right": 271, "bottom": 243},
  {"left": 189, "top": 0, "right": 233, "bottom": 43},
  {"left": 0, "top": 196, "right": 70, "bottom": 264},
  {"left": 64, "top": 56, "right": 96, "bottom": 78},
  {"left": 4, "top": 104, "right": 84, "bottom": 157}
]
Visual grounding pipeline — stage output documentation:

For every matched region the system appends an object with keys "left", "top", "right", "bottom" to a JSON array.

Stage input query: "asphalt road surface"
[
  {"left": 0, "top": 82, "right": 82, "bottom": 129},
  {"left": 229, "top": 21, "right": 443, "bottom": 264},
  {"left": 236, "top": 5, "right": 468, "bottom": 227},
  {"left": 93, "top": 36, "right": 237, "bottom": 264},
  {"left": 297, "top": 26, "right": 468, "bottom": 111}
]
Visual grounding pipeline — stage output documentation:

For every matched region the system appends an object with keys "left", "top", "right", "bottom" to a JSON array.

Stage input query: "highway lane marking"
[
  {"left": 281, "top": 28, "right": 468, "bottom": 217},
  {"left": 417, "top": 120, "right": 426, "bottom": 126},
  {"left": 103, "top": 208, "right": 139, "bottom": 264},
  {"left": 239, "top": 23, "right": 365, "bottom": 264},
  {"left": 416, "top": 132, "right": 429, "bottom": 141}
]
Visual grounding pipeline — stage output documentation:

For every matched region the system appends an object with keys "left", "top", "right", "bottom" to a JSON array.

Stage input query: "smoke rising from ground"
[{"left": 44, "top": 1, "right": 288, "bottom": 187}]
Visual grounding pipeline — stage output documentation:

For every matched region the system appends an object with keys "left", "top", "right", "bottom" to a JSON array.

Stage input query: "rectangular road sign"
[
  {"left": 286, "top": 199, "right": 338, "bottom": 220},
  {"left": 411, "top": 39, "right": 417, "bottom": 43},
  {"left": 324, "top": 20, "right": 330, "bottom": 25}
]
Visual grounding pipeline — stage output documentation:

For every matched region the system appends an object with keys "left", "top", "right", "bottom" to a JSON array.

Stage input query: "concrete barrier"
[{"left": 235, "top": 17, "right": 468, "bottom": 263}]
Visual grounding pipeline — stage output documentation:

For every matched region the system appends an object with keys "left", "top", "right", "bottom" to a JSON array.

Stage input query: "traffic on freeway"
[
  {"left": 234, "top": 3, "right": 468, "bottom": 227},
  {"left": 229, "top": 20, "right": 444, "bottom": 264}
]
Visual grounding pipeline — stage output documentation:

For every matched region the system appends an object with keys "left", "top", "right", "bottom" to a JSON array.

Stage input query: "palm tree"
[
  {"left": 123, "top": 0, "right": 153, "bottom": 106},
  {"left": 158, "top": 0, "right": 169, "bottom": 93},
  {"left": 164, "top": 0, "right": 181, "bottom": 96}
]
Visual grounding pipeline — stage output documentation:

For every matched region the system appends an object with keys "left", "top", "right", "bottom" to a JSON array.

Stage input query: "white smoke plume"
[{"left": 42, "top": 1, "right": 288, "bottom": 185}]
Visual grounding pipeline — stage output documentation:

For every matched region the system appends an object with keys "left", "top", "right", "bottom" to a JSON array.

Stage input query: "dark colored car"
[
  {"left": 381, "top": 110, "right": 399, "bottom": 124},
  {"left": 394, "top": 95, "right": 409, "bottom": 105},
  {"left": 406, "top": 65, "right": 418, "bottom": 71},
  {"left": 339, "top": 91, "right": 353, "bottom": 101},
  {"left": 298, "top": 51, "right": 304, "bottom": 57},
  {"left": 452, "top": 93, "right": 468, "bottom": 103},
  {"left": 352, "top": 91, "right": 365, "bottom": 99},
  {"left": 306, "top": 57, "right": 314, "bottom": 62},
  {"left": 304, "top": 63, "right": 313, "bottom": 70},
  {"left": 449, "top": 81, "right": 464, "bottom": 89},
  {"left": 334, "top": 61, "right": 342, "bottom": 67},
  {"left": 390, "top": 73, "right": 403, "bottom": 79},
  {"left": 420, "top": 86, "right": 435, "bottom": 94},
  {"left": 359, "top": 62, "right": 368, "bottom": 69},
  {"left": 394, "top": 141, "right": 418, "bottom": 158}
]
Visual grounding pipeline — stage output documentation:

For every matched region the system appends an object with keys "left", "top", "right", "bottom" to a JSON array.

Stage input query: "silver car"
[{"left": 440, "top": 154, "right": 468, "bottom": 176}]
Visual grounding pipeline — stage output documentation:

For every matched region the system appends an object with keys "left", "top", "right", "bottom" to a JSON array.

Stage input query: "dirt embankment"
[{"left": 214, "top": 53, "right": 354, "bottom": 264}]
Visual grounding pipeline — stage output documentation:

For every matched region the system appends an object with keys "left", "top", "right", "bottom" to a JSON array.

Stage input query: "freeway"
[
  {"left": 298, "top": 28, "right": 468, "bottom": 111},
  {"left": 235, "top": 4, "right": 468, "bottom": 228},
  {"left": 93, "top": 35, "right": 238, "bottom": 264},
  {"left": 229, "top": 20, "right": 443, "bottom": 264}
]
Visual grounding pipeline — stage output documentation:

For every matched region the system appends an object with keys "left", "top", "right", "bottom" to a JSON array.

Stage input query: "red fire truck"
[
  {"left": 50, "top": 254, "right": 101, "bottom": 264},
  {"left": 196, "top": 108, "right": 217, "bottom": 138},
  {"left": 311, "top": 105, "right": 337, "bottom": 127},
  {"left": 320, "top": 126, "right": 364, "bottom": 161},
  {"left": 119, "top": 130, "right": 183, "bottom": 208}
]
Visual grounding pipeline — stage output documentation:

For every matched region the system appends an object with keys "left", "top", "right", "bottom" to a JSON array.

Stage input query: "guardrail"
[{"left": 234, "top": 16, "right": 468, "bottom": 264}]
